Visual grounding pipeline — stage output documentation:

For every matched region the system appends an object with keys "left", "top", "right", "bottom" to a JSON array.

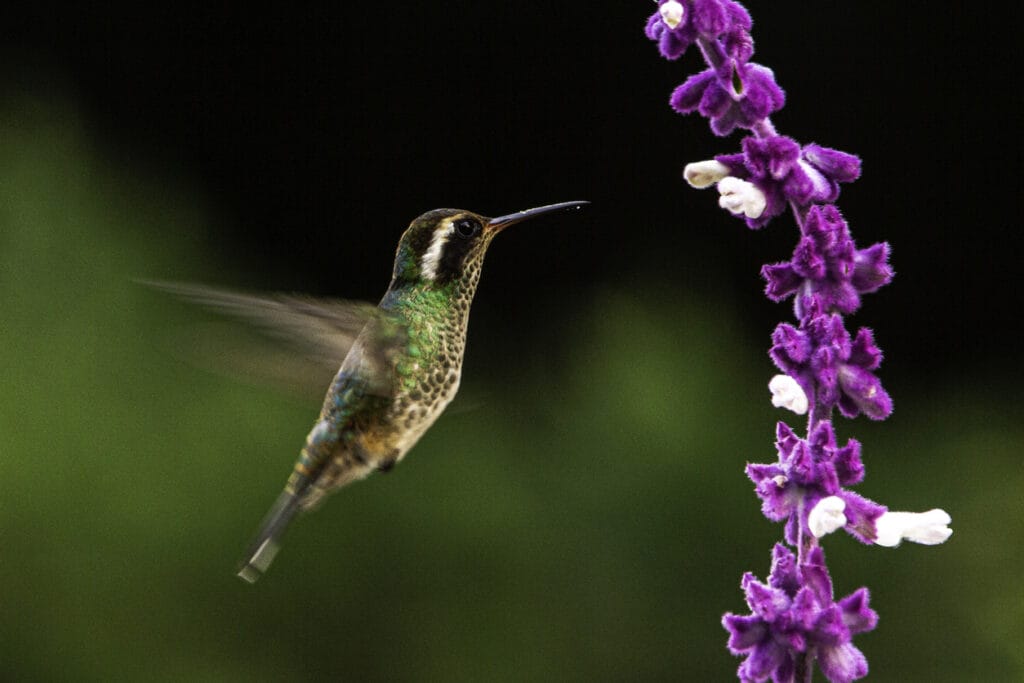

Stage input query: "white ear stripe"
[{"left": 420, "top": 221, "right": 453, "bottom": 281}]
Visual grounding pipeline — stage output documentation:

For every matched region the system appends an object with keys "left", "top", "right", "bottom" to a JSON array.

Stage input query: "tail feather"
[{"left": 237, "top": 489, "right": 303, "bottom": 584}]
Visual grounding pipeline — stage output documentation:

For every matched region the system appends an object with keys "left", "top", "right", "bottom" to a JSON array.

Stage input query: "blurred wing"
[
  {"left": 141, "top": 280, "right": 377, "bottom": 364},
  {"left": 141, "top": 280, "right": 407, "bottom": 396}
]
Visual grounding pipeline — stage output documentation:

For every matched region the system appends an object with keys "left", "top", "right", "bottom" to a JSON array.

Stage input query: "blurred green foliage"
[{"left": 2, "top": 95, "right": 1022, "bottom": 682}]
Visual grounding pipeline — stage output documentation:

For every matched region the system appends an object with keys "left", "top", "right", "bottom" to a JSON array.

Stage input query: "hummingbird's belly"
[
  {"left": 383, "top": 366, "right": 462, "bottom": 459},
  {"left": 301, "top": 366, "right": 461, "bottom": 509}
]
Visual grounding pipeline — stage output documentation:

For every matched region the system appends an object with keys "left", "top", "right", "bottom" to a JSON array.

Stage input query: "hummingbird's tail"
[{"left": 237, "top": 489, "right": 303, "bottom": 584}]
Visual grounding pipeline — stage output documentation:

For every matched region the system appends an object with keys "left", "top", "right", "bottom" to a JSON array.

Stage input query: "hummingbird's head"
[{"left": 390, "top": 201, "right": 588, "bottom": 289}]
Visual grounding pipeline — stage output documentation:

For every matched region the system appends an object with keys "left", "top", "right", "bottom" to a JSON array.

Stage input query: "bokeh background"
[{"left": 2, "top": 3, "right": 1021, "bottom": 681}]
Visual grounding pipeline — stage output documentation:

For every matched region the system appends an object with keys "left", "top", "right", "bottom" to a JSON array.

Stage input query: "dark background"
[{"left": 2, "top": 3, "right": 1021, "bottom": 681}]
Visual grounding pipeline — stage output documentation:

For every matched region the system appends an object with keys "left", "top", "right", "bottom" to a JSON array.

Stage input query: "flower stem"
[
  {"left": 798, "top": 650, "right": 815, "bottom": 683},
  {"left": 751, "top": 118, "right": 777, "bottom": 138},
  {"left": 696, "top": 36, "right": 724, "bottom": 70}
]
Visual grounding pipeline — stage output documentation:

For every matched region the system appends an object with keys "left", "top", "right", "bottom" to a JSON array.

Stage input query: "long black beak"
[{"left": 487, "top": 200, "right": 589, "bottom": 233}]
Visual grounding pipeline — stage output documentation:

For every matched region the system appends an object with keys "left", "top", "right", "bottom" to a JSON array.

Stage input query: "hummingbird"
[{"left": 149, "top": 201, "right": 587, "bottom": 583}]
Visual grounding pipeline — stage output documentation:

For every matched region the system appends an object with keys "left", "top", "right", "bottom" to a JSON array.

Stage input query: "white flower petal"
[
  {"left": 659, "top": 1, "right": 684, "bottom": 30},
  {"left": 809, "top": 496, "right": 847, "bottom": 538},
  {"left": 874, "top": 509, "right": 952, "bottom": 547},
  {"left": 717, "top": 177, "right": 766, "bottom": 219},
  {"left": 769, "top": 374, "right": 808, "bottom": 415},
  {"left": 683, "top": 160, "right": 731, "bottom": 189}
]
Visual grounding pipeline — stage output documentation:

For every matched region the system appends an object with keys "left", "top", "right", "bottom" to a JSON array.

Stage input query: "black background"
[{"left": 5, "top": 3, "right": 1020, "bottom": 381}]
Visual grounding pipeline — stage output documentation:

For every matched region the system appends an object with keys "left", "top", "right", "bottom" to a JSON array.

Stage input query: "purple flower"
[
  {"left": 770, "top": 310, "right": 893, "bottom": 420},
  {"left": 720, "top": 1, "right": 754, "bottom": 62},
  {"left": 645, "top": 3, "right": 696, "bottom": 60},
  {"left": 762, "top": 205, "right": 893, "bottom": 318},
  {"left": 802, "top": 144, "right": 862, "bottom": 188},
  {"left": 670, "top": 60, "right": 785, "bottom": 137},
  {"left": 747, "top": 422, "right": 884, "bottom": 545},
  {"left": 723, "top": 544, "right": 877, "bottom": 683},
  {"left": 715, "top": 138, "right": 861, "bottom": 229},
  {"left": 645, "top": 0, "right": 750, "bottom": 61}
]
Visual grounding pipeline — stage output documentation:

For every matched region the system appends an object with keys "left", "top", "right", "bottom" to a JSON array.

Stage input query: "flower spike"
[{"left": 645, "top": 2, "right": 951, "bottom": 679}]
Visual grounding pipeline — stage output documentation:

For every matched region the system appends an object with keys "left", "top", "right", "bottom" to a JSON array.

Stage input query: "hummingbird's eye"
[{"left": 453, "top": 218, "right": 481, "bottom": 239}]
